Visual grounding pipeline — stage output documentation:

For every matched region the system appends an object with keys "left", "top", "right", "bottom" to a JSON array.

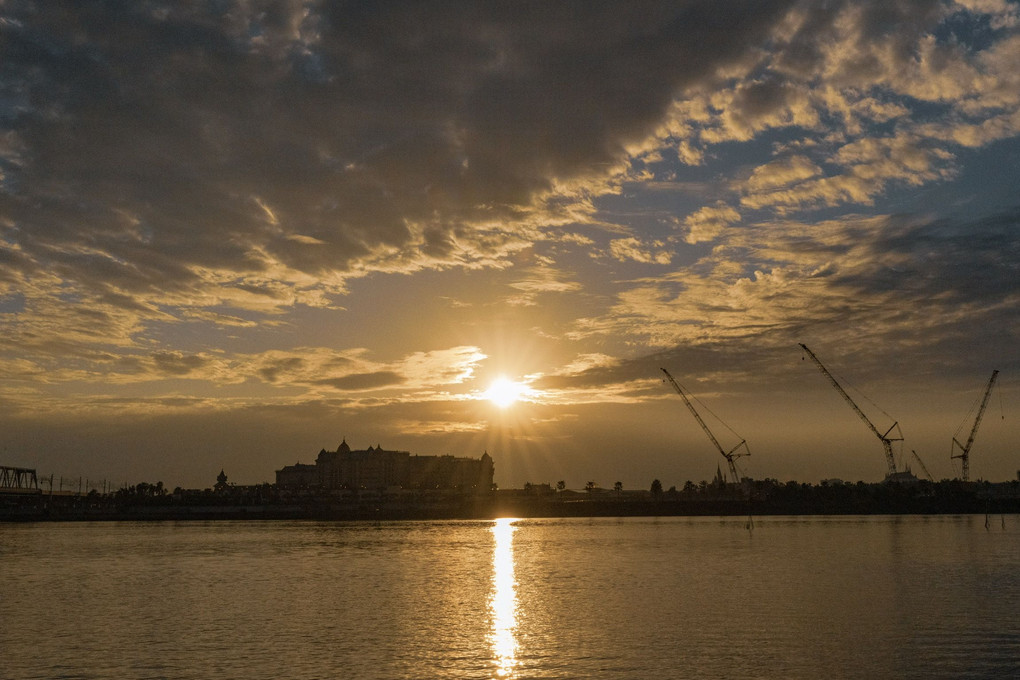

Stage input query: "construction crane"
[
  {"left": 951, "top": 369, "right": 999, "bottom": 482},
  {"left": 910, "top": 450, "right": 935, "bottom": 482},
  {"left": 661, "top": 368, "right": 749, "bottom": 484},
  {"left": 799, "top": 343, "right": 902, "bottom": 477}
]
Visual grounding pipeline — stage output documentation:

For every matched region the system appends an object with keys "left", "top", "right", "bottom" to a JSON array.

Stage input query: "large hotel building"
[{"left": 276, "top": 439, "right": 494, "bottom": 494}]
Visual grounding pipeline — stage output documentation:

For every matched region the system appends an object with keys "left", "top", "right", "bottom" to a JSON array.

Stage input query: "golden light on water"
[{"left": 490, "top": 518, "right": 519, "bottom": 678}]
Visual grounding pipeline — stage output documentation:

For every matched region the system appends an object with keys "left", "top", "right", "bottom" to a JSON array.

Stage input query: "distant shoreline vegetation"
[{"left": 3, "top": 477, "right": 1019, "bottom": 522}]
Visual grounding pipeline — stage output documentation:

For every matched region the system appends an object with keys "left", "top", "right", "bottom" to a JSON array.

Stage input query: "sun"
[{"left": 485, "top": 377, "right": 527, "bottom": 409}]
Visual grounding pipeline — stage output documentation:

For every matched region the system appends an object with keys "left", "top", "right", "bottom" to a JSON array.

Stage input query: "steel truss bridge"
[{"left": 0, "top": 466, "right": 41, "bottom": 495}]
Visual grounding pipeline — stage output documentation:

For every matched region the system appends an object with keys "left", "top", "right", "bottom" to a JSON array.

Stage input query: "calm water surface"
[{"left": 2, "top": 515, "right": 1018, "bottom": 679}]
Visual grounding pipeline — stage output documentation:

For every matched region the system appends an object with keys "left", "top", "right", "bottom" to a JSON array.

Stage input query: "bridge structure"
[{"left": 0, "top": 466, "right": 42, "bottom": 495}]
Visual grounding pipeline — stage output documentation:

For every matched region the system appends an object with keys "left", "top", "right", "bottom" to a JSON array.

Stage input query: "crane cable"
[
  {"left": 686, "top": 389, "right": 746, "bottom": 443},
  {"left": 1000, "top": 375, "right": 1006, "bottom": 420},
  {"left": 953, "top": 392, "right": 982, "bottom": 441},
  {"left": 823, "top": 363, "right": 898, "bottom": 427}
]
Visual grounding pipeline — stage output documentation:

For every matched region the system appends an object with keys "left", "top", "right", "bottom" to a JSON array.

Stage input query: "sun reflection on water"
[{"left": 490, "top": 518, "right": 518, "bottom": 678}]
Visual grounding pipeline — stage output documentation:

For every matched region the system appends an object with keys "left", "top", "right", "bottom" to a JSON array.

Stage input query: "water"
[{"left": 2, "top": 515, "right": 1018, "bottom": 679}]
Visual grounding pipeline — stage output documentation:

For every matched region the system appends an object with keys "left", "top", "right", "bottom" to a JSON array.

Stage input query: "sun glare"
[{"left": 485, "top": 377, "right": 527, "bottom": 409}]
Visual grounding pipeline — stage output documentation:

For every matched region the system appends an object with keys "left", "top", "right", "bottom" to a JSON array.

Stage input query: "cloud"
[
  {"left": 744, "top": 155, "right": 823, "bottom": 194},
  {"left": 608, "top": 237, "right": 672, "bottom": 264},
  {"left": 256, "top": 356, "right": 311, "bottom": 384},
  {"left": 555, "top": 353, "right": 621, "bottom": 376},
  {"left": 244, "top": 345, "right": 487, "bottom": 395},
  {"left": 568, "top": 208, "right": 1020, "bottom": 379},
  {"left": 683, "top": 203, "right": 742, "bottom": 244},
  {"left": 0, "top": 342, "right": 492, "bottom": 416},
  {"left": 0, "top": 0, "right": 797, "bottom": 301},
  {"left": 316, "top": 371, "right": 406, "bottom": 391},
  {"left": 399, "top": 346, "right": 487, "bottom": 388},
  {"left": 151, "top": 351, "right": 213, "bottom": 377},
  {"left": 740, "top": 132, "right": 957, "bottom": 211},
  {"left": 635, "top": 1, "right": 1020, "bottom": 218},
  {"left": 2, "top": 0, "right": 1018, "bottom": 372},
  {"left": 505, "top": 263, "right": 584, "bottom": 306},
  {"left": 699, "top": 77, "right": 821, "bottom": 144}
]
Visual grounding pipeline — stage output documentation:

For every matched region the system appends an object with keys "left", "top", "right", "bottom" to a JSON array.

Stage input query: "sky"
[{"left": 2, "top": 0, "right": 1019, "bottom": 490}]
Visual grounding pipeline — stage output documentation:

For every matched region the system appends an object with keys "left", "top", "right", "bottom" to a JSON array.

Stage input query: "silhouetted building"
[
  {"left": 885, "top": 470, "right": 921, "bottom": 484},
  {"left": 276, "top": 439, "right": 494, "bottom": 494},
  {"left": 275, "top": 462, "right": 318, "bottom": 489}
]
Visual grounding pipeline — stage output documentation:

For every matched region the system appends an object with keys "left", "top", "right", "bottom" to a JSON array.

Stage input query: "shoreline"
[{"left": 5, "top": 494, "right": 1019, "bottom": 522}]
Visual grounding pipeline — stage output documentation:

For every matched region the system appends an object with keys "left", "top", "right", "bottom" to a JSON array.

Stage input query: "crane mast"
[
  {"left": 951, "top": 369, "right": 999, "bottom": 482},
  {"left": 799, "top": 344, "right": 901, "bottom": 477},
  {"left": 661, "top": 368, "right": 749, "bottom": 483}
]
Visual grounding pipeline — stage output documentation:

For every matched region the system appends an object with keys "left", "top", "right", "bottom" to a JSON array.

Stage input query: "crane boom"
[
  {"left": 951, "top": 369, "right": 999, "bottom": 482},
  {"left": 799, "top": 344, "right": 901, "bottom": 477},
  {"left": 910, "top": 450, "right": 935, "bottom": 482},
  {"left": 661, "top": 368, "right": 749, "bottom": 483}
]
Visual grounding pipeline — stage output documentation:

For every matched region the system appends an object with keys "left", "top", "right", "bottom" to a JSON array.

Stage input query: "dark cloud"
[
  {"left": 555, "top": 206, "right": 1020, "bottom": 389},
  {"left": 316, "top": 370, "right": 405, "bottom": 391},
  {"left": 151, "top": 351, "right": 210, "bottom": 376},
  {"left": 1, "top": 0, "right": 797, "bottom": 291},
  {"left": 848, "top": 210, "right": 1020, "bottom": 300},
  {"left": 257, "top": 357, "right": 306, "bottom": 383}
]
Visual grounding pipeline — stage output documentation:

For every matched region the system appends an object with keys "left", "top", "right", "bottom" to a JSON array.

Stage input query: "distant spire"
[{"left": 215, "top": 469, "right": 228, "bottom": 492}]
